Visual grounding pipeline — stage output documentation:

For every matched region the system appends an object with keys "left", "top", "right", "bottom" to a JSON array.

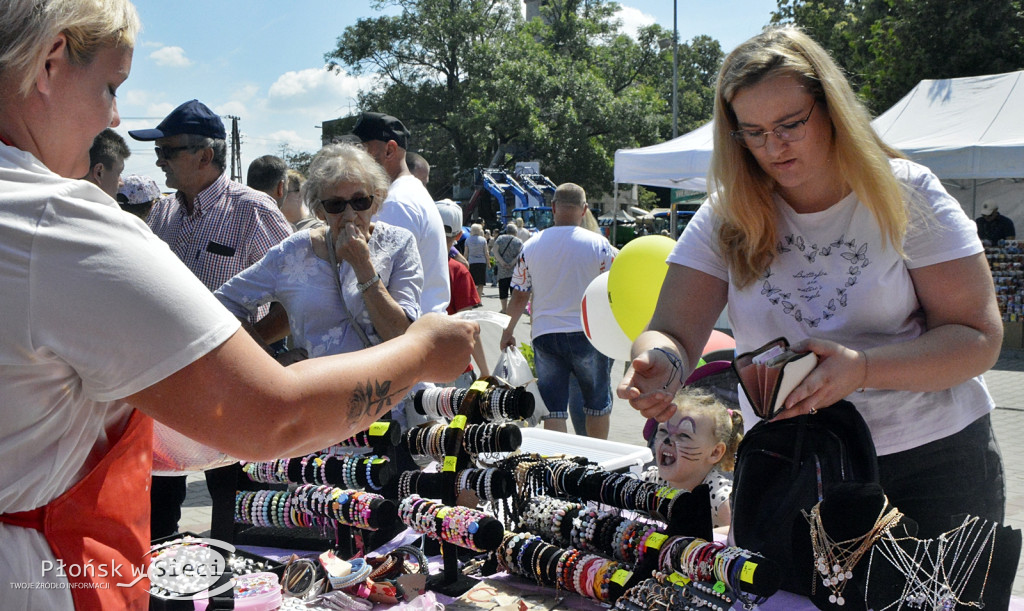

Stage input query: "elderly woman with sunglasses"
[
  {"left": 216, "top": 142, "right": 422, "bottom": 359},
  {"left": 620, "top": 27, "right": 1004, "bottom": 537}
]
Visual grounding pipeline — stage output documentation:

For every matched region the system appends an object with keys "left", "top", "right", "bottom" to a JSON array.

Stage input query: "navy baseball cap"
[
  {"left": 350, "top": 112, "right": 410, "bottom": 149},
  {"left": 128, "top": 99, "right": 226, "bottom": 141}
]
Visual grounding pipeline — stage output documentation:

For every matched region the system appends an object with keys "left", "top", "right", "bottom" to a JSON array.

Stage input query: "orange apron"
[{"left": 0, "top": 410, "right": 153, "bottom": 610}]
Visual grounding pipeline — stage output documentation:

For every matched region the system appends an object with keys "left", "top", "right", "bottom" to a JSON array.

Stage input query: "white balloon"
[{"left": 580, "top": 271, "right": 633, "bottom": 361}]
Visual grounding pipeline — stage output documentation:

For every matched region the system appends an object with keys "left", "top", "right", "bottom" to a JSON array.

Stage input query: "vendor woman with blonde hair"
[
  {"left": 619, "top": 27, "right": 1004, "bottom": 537},
  {"left": 0, "top": 1, "right": 475, "bottom": 607}
]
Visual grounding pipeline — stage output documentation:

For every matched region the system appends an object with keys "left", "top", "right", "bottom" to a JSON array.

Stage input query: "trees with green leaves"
[
  {"left": 772, "top": 0, "right": 1024, "bottom": 114},
  {"left": 324, "top": 0, "right": 722, "bottom": 199}
]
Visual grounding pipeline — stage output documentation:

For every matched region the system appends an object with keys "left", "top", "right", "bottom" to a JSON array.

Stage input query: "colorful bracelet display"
[
  {"left": 234, "top": 485, "right": 390, "bottom": 531},
  {"left": 655, "top": 535, "right": 772, "bottom": 609},
  {"left": 397, "top": 495, "right": 502, "bottom": 552},
  {"left": 494, "top": 527, "right": 773, "bottom": 607},
  {"left": 414, "top": 384, "right": 533, "bottom": 422},
  {"left": 397, "top": 468, "right": 515, "bottom": 503},
  {"left": 495, "top": 530, "right": 627, "bottom": 603},
  {"left": 241, "top": 453, "right": 392, "bottom": 491},
  {"left": 613, "top": 572, "right": 734, "bottom": 611},
  {"left": 403, "top": 422, "right": 521, "bottom": 461}
]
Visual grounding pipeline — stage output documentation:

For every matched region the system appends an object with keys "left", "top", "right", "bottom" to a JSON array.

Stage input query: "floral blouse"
[{"left": 215, "top": 222, "right": 422, "bottom": 357}]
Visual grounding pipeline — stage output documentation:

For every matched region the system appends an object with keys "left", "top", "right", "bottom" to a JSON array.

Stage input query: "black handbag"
[{"left": 730, "top": 400, "right": 879, "bottom": 594}]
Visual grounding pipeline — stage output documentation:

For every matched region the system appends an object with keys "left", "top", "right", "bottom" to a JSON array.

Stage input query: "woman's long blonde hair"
[{"left": 708, "top": 27, "right": 907, "bottom": 288}]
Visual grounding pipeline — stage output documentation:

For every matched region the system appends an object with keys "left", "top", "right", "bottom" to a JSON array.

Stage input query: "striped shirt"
[{"left": 147, "top": 174, "right": 292, "bottom": 318}]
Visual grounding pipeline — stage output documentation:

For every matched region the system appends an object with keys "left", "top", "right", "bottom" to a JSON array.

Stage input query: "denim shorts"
[
  {"left": 878, "top": 413, "right": 1005, "bottom": 538},
  {"left": 533, "top": 331, "right": 612, "bottom": 419}
]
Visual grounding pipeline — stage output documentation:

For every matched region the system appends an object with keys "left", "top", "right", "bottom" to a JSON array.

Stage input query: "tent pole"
[
  {"left": 972, "top": 179, "right": 977, "bottom": 217},
  {"left": 612, "top": 183, "right": 619, "bottom": 247}
]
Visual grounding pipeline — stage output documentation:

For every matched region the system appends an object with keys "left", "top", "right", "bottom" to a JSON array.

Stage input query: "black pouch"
[{"left": 730, "top": 400, "right": 879, "bottom": 595}]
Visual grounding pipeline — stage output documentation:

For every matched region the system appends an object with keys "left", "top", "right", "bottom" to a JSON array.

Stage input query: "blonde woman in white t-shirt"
[{"left": 618, "top": 27, "right": 1004, "bottom": 537}]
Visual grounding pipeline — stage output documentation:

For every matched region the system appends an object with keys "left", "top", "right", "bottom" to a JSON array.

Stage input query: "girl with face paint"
[{"left": 644, "top": 388, "right": 744, "bottom": 529}]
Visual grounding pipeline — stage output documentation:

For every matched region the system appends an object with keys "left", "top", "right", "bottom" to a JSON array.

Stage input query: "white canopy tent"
[
  {"left": 612, "top": 121, "right": 713, "bottom": 192},
  {"left": 873, "top": 70, "right": 1024, "bottom": 222},
  {"left": 872, "top": 70, "right": 1024, "bottom": 180}
]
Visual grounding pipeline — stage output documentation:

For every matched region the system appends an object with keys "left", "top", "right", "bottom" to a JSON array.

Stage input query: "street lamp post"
[
  {"left": 669, "top": 0, "right": 679, "bottom": 237},
  {"left": 672, "top": 0, "right": 678, "bottom": 139}
]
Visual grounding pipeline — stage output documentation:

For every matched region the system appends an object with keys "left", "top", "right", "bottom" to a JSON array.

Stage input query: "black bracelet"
[{"left": 391, "top": 545, "right": 429, "bottom": 575}]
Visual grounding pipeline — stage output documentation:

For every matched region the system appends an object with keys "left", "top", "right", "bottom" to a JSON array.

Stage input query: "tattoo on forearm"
[
  {"left": 650, "top": 347, "right": 686, "bottom": 389},
  {"left": 350, "top": 379, "right": 410, "bottom": 419}
]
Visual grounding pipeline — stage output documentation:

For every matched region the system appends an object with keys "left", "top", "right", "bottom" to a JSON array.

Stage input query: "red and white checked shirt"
[{"left": 147, "top": 173, "right": 292, "bottom": 297}]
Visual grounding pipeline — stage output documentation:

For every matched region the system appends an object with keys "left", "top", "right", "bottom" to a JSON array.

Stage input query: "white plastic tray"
[{"left": 517, "top": 427, "right": 652, "bottom": 474}]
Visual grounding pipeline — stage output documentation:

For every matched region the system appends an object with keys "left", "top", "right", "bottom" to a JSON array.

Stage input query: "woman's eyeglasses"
[
  {"left": 319, "top": 195, "right": 374, "bottom": 214},
  {"left": 730, "top": 102, "right": 816, "bottom": 149}
]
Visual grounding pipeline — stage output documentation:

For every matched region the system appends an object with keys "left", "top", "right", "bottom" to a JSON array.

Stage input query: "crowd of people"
[{"left": 0, "top": 0, "right": 1010, "bottom": 607}]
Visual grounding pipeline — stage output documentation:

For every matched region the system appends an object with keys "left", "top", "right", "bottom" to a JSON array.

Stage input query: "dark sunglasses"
[
  {"left": 319, "top": 195, "right": 374, "bottom": 214},
  {"left": 154, "top": 145, "right": 198, "bottom": 160}
]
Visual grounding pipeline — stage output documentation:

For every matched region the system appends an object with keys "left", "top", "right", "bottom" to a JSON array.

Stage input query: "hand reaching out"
[
  {"left": 407, "top": 313, "right": 480, "bottom": 382},
  {"left": 617, "top": 347, "right": 685, "bottom": 422}
]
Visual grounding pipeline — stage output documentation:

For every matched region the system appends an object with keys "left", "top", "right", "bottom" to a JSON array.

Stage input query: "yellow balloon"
[{"left": 608, "top": 235, "right": 676, "bottom": 340}]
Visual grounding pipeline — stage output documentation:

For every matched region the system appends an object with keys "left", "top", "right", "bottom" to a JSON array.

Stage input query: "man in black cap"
[
  {"left": 129, "top": 99, "right": 293, "bottom": 540},
  {"left": 351, "top": 112, "right": 450, "bottom": 314}
]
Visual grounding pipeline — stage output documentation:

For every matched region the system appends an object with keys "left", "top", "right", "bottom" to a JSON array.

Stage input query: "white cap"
[
  {"left": 980, "top": 200, "right": 998, "bottom": 215},
  {"left": 118, "top": 174, "right": 162, "bottom": 205},
  {"left": 435, "top": 199, "right": 463, "bottom": 237}
]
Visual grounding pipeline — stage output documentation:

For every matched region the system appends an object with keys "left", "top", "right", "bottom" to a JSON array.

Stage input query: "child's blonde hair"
[{"left": 671, "top": 388, "right": 744, "bottom": 471}]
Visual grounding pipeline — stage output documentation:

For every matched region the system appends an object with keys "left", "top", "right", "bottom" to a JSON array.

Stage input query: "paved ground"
[{"left": 179, "top": 284, "right": 1024, "bottom": 595}]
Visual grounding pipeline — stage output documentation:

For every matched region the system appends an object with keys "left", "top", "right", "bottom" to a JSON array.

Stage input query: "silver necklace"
[{"left": 865, "top": 516, "right": 996, "bottom": 610}]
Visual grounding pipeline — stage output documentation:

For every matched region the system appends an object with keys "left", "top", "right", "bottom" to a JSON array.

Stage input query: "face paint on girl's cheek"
[{"left": 676, "top": 445, "right": 706, "bottom": 462}]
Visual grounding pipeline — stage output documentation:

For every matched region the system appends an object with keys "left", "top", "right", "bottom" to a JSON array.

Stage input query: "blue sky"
[{"left": 116, "top": 0, "right": 779, "bottom": 183}]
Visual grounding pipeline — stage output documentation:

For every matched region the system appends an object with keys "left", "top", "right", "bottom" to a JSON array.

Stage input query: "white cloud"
[
  {"left": 149, "top": 46, "right": 193, "bottom": 68},
  {"left": 147, "top": 101, "right": 178, "bottom": 118},
  {"left": 120, "top": 89, "right": 163, "bottom": 108},
  {"left": 266, "top": 66, "right": 369, "bottom": 116},
  {"left": 229, "top": 65, "right": 377, "bottom": 154},
  {"left": 232, "top": 84, "right": 260, "bottom": 103},
  {"left": 265, "top": 129, "right": 319, "bottom": 151},
  {"left": 617, "top": 5, "right": 656, "bottom": 39},
  {"left": 215, "top": 100, "right": 249, "bottom": 118}
]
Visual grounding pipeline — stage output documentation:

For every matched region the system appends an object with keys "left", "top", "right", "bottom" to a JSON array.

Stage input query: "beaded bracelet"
[{"left": 363, "top": 456, "right": 378, "bottom": 490}]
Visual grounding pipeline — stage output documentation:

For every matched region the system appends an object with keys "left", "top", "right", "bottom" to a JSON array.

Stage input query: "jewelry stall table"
[{"left": 236, "top": 527, "right": 1024, "bottom": 610}]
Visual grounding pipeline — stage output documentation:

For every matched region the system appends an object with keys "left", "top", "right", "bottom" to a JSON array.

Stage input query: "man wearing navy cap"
[
  {"left": 129, "top": 99, "right": 291, "bottom": 295},
  {"left": 130, "top": 99, "right": 292, "bottom": 540},
  {"left": 351, "top": 112, "right": 450, "bottom": 314}
]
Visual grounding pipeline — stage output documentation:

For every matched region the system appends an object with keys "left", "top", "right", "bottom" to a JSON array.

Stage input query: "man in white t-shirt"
[
  {"left": 500, "top": 183, "right": 616, "bottom": 438},
  {"left": 352, "top": 112, "right": 450, "bottom": 313}
]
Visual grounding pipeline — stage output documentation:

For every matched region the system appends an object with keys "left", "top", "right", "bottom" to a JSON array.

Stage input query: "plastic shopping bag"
[
  {"left": 152, "top": 421, "right": 237, "bottom": 475},
  {"left": 492, "top": 345, "right": 548, "bottom": 427}
]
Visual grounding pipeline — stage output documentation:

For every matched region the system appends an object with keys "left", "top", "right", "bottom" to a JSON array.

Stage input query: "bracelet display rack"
[
  {"left": 485, "top": 454, "right": 782, "bottom": 605},
  {"left": 402, "top": 377, "right": 534, "bottom": 596},
  {"left": 231, "top": 419, "right": 401, "bottom": 554}
]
